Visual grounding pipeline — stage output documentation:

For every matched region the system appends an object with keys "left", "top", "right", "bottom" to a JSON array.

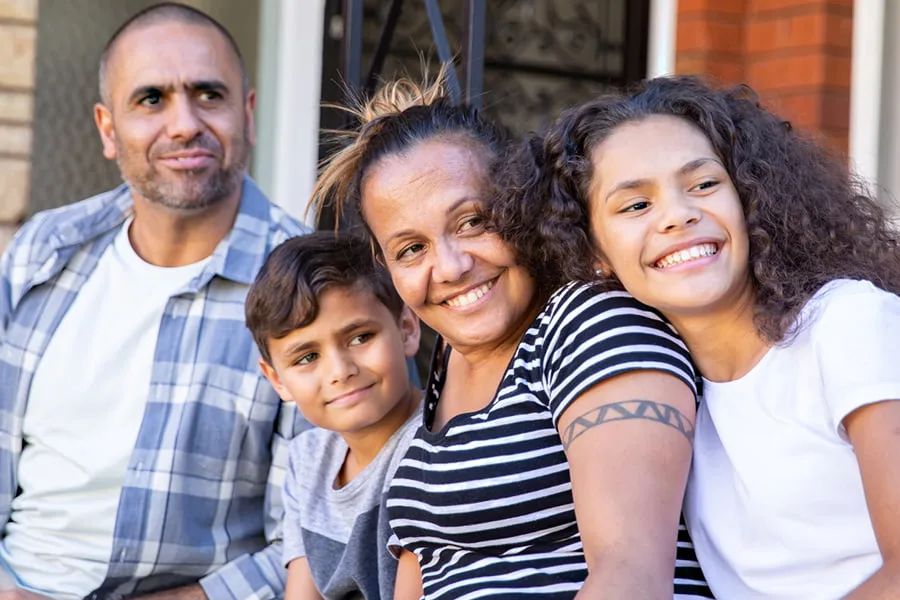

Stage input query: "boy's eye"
[
  {"left": 350, "top": 332, "right": 374, "bottom": 346},
  {"left": 294, "top": 352, "right": 318, "bottom": 366}
]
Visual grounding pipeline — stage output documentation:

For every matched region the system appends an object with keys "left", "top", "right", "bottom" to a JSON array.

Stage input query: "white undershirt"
[
  {"left": 0, "top": 219, "right": 208, "bottom": 598},
  {"left": 685, "top": 279, "right": 900, "bottom": 599}
]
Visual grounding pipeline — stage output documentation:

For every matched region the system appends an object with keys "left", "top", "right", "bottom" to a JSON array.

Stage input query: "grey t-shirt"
[{"left": 282, "top": 406, "right": 422, "bottom": 599}]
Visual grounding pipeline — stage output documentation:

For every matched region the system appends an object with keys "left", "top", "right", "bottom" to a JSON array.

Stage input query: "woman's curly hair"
[{"left": 491, "top": 75, "right": 900, "bottom": 343}]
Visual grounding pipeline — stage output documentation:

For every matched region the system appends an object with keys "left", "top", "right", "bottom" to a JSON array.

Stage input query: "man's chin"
[{"left": 129, "top": 175, "right": 240, "bottom": 211}]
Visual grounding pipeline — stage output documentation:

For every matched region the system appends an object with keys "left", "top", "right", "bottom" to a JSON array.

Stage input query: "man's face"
[{"left": 94, "top": 22, "right": 255, "bottom": 211}]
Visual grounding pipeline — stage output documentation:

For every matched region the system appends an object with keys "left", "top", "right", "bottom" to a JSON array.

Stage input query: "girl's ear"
[{"left": 594, "top": 258, "right": 613, "bottom": 278}]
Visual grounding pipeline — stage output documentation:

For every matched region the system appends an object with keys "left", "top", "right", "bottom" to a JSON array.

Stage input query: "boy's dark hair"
[{"left": 246, "top": 231, "right": 404, "bottom": 364}]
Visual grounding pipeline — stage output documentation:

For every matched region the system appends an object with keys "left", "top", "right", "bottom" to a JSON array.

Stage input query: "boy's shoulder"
[
  {"left": 380, "top": 402, "right": 424, "bottom": 493},
  {"left": 287, "top": 426, "right": 346, "bottom": 478}
]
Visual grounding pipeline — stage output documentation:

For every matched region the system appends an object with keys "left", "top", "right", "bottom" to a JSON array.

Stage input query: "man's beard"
[{"left": 117, "top": 127, "right": 251, "bottom": 211}]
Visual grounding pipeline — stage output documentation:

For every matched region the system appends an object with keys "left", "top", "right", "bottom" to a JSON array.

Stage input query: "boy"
[{"left": 245, "top": 231, "right": 422, "bottom": 599}]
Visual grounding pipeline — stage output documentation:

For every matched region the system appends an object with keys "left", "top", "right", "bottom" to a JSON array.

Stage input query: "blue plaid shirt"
[{"left": 0, "top": 178, "right": 311, "bottom": 599}]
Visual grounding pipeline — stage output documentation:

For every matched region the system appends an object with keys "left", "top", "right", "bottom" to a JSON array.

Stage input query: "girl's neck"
[{"left": 668, "top": 287, "right": 771, "bottom": 383}]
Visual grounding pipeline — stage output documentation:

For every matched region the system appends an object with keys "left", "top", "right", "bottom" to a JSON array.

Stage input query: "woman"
[
  {"left": 496, "top": 75, "right": 900, "bottom": 599},
  {"left": 309, "top": 71, "right": 711, "bottom": 599}
]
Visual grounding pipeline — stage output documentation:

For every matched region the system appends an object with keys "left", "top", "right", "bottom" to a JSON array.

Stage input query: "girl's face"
[
  {"left": 361, "top": 138, "right": 538, "bottom": 355},
  {"left": 587, "top": 115, "right": 753, "bottom": 320}
]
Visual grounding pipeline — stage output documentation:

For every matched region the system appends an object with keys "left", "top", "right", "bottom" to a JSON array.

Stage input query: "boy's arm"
[
  {"left": 393, "top": 550, "right": 423, "bottom": 600},
  {"left": 286, "top": 558, "right": 324, "bottom": 600}
]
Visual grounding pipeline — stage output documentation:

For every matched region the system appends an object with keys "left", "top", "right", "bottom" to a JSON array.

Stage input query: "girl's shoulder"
[{"left": 802, "top": 279, "right": 900, "bottom": 335}]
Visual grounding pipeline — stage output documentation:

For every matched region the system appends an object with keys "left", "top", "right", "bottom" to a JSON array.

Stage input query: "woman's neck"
[{"left": 668, "top": 288, "right": 771, "bottom": 383}]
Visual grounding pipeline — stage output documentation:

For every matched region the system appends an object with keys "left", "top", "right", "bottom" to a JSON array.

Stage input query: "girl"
[
  {"left": 309, "top": 71, "right": 711, "bottom": 599},
  {"left": 496, "top": 75, "right": 900, "bottom": 599}
]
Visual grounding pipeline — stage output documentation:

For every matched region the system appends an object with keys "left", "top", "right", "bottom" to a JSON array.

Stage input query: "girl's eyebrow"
[{"left": 604, "top": 157, "right": 723, "bottom": 204}]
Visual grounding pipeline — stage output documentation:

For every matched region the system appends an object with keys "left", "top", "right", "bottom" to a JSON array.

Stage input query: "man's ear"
[
  {"left": 398, "top": 305, "right": 421, "bottom": 358},
  {"left": 258, "top": 357, "right": 294, "bottom": 403},
  {"left": 244, "top": 88, "right": 257, "bottom": 146},
  {"left": 94, "top": 103, "right": 117, "bottom": 160}
]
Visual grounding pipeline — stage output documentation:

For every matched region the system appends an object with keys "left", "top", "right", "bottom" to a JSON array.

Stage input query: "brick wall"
[
  {"left": 676, "top": 0, "right": 853, "bottom": 154},
  {"left": 0, "top": 0, "right": 37, "bottom": 251}
]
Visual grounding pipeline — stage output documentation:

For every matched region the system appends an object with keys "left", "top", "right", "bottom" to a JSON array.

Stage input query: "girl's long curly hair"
[{"left": 491, "top": 75, "right": 900, "bottom": 343}]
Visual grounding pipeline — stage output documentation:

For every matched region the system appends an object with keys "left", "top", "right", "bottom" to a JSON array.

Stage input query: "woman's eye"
[
  {"left": 620, "top": 199, "right": 650, "bottom": 213},
  {"left": 397, "top": 243, "right": 425, "bottom": 259},
  {"left": 295, "top": 352, "right": 318, "bottom": 366},
  {"left": 350, "top": 333, "right": 374, "bottom": 346},
  {"left": 458, "top": 215, "right": 485, "bottom": 233}
]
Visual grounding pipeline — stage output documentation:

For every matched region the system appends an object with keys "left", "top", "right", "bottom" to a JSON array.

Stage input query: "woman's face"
[
  {"left": 361, "top": 138, "right": 538, "bottom": 354},
  {"left": 587, "top": 115, "right": 753, "bottom": 320}
]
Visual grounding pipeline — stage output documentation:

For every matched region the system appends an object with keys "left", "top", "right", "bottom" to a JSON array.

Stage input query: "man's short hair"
[
  {"left": 246, "top": 231, "right": 406, "bottom": 365},
  {"left": 98, "top": 2, "right": 248, "bottom": 103}
]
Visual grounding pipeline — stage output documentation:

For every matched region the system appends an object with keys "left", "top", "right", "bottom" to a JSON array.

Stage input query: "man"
[{"left": 0, "top": 3, "right": 310, "bottom": 598}]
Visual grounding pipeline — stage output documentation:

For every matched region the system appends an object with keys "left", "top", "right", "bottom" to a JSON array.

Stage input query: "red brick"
[
  {"left": 767, "top": 92, "right": 822, "bottom": 128},
  {"left": 745, "top": 10, "right": 852, "bottom": 54},
  {"left": 679, "top": 0, "right": 747, "bottom": 15},
  {"left": 678, "top": 18, "right": 744, "bottom": 54},
  {"left": 747, "top": 53, "right": 851, "bottom": 91},
  {"left": 749, "top": 0, "right": 851, "bottom": 15}
]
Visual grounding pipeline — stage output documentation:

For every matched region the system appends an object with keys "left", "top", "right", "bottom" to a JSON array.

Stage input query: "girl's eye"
[
  {"left": 397, "top": 243, "right": 425, "bottom": 260},
  {"left": 350, "top": 333, "right": 374, "bottom": 346},
  {"left": 620, "top": 199, "right": 650, "bottom": 213},
  {"left": 692, "top": 180, "right": 719, "bottom": 192},
  {"left": 295, "top": 352, "right": 318, "bottom": 366}
]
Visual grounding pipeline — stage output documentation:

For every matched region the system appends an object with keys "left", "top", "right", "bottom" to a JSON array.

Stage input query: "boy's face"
[{"left": 260, "top": 285, "right": 421, "bottom": 435}]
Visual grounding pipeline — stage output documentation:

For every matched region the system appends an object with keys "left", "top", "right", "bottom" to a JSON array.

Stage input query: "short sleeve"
[
  {"left": 281, "top": 440, "right": 306, "bottom": 565},
  {"left": 812, "top": 280, "right": 900, "bottom": 437},
  {"left": 541, "top": 285, "right": 696, "bottom": 427}
]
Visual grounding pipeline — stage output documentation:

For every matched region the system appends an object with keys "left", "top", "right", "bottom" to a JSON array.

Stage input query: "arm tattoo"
[{"left": 561, "top": 399, "right": 695, "bottom": 451}]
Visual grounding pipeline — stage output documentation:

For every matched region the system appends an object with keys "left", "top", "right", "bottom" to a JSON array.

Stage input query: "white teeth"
[
  {"left": 445, "top": 280, "right": 494, "bottom": 308},
  {"left": 655, "top": 243, "right": 718, "bottom": 269}
]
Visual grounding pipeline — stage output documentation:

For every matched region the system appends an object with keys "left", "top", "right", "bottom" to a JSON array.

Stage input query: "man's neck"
[{"left": 128, "top": 190, "right": 242, "bottom": 267}]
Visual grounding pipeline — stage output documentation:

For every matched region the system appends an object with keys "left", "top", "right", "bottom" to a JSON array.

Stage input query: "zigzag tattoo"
[{"left": 561, "top": 399, "right": 695, "bottom": 451}]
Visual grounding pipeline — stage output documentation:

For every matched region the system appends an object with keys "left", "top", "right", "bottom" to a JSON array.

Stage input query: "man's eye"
[
  {"left": 140, "top": 93, "right": 162, "bottom": 106},
  {"left": 350, "top": 333, "right": 374, "bottom": 346},
  {"left": 199, "top": 91, "right": 222, "bottom": 102}
]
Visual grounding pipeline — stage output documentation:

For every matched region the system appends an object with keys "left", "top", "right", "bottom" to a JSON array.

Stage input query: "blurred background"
[{"left": 0, "top": 0, "right": 894, "bottom": 251}]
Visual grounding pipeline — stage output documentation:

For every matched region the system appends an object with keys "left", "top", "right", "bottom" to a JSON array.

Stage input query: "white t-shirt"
[
  {"left": 0, "top": 219, "right": 207, "bottom": 598},
  {"left": 684, "top": 279, "right": 900, "bottom": 599}
]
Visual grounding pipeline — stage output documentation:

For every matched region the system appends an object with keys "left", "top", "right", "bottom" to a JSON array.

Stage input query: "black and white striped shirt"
[{"left": 387, "top": 283, "right": 713, "bottom": 599}]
